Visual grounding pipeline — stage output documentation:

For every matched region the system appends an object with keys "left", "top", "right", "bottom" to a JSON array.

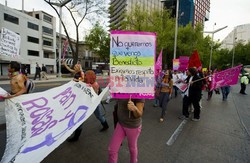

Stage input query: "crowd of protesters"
[{"left": 2, "top": 60, "right": 248, "bottom": 163}]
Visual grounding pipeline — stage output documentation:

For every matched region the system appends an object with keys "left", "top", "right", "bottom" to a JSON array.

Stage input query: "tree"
[
  {"left": 44, "top": 0, "right": 107, "bottom": 65},
  {"left": 85, "top": 23, "right": 110, "bottom": 64}
]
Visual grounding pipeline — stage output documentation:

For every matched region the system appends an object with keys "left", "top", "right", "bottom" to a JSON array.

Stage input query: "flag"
[
  {"left": 155, "top": 49, "right": 162, "bottom": 77},
  {"left": 188, "top": 50, "right": 202, "bottom": 70},
  {"left": 62, "top": 39, "right": 68, "bottom": 60},
  {"left": 210, "top": 65, "right": 242, "bottom": 90}
]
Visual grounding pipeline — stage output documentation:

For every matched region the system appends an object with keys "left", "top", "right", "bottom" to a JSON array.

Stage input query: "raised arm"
[{"left": 62, "top": 61, "right": 75, "bottom": 73}]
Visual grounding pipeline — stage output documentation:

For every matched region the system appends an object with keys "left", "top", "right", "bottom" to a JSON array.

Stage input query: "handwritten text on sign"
[
  {"left": 0, "top": 27, "right": 21, "bottom": 58},
  {"left": 110, "top": 31, "right": 156, "bottom": 98},
  {"left": 1, "top": 81, "right": 108, "bottom": 163}
]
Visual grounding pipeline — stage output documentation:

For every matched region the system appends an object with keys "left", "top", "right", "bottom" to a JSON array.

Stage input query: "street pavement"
[{"left": 0, "top": 81, "right": 249, "bottom": 162}]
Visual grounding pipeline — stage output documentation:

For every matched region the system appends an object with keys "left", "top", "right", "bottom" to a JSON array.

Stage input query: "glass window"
[
  {"left": 28, "top": 50, "right": 39, "bottom": 56},
  {"left": 43, "top": 38, "right": 53, "bottom": 47},
  {"left": 43, "top": 14, "right": 52, "bottom": 23},
  {"left": 27, "top": 36, "right": 39, "bottom": 44},
  {"left": 28, "top": 22, "right": 39, "bottom": 31},
  {"left": 4, "top": 13, "right": 19, "bottom": 24},
  {"left": 42, "top": 26, "right": 53, "bottom": 35}
]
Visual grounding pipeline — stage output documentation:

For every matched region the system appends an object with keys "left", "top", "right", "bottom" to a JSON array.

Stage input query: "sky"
[{"left": 1, "top": 0, "right": 250, "bottom": 42}]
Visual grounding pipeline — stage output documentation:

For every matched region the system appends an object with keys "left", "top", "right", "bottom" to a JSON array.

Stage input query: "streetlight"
[
  {"left": 232, "top": 28, "right": 237, "bottom": 67},
  {"left": 50, "top": 0, "right": 71, "bottom": 78},
  {"left": 204, "top": 25, "right": 228, "bottom": 70},
  {"left": 161, "top": 0, "right": 179, "bottom": 59}
]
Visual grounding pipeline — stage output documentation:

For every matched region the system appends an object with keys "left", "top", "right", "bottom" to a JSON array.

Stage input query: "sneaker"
[
  {"left": 192, "top": 118, "right": 200, "bottom": 122},
  {"left": 159, "top": 118, "right": 164, "bottom": 122},
  {"left": 178, "top": 115, "right": 188, "bottom": 120},
  {"left": 153, "top": 104, "right": 158, "bottom": 107}
]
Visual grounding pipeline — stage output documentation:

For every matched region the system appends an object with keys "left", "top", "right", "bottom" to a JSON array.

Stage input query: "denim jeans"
[
  {"left": 221, "top": 86, "right": 230, "bottom": 100},
  {"left": 94, "top": 104, "right": 106, "bottom": 123}
]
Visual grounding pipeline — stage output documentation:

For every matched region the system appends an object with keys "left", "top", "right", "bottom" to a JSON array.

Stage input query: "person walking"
[
  {"left": 239, "top": 73, "right": 249, "bottom": 95},
  {"left": 34, "top": 63, "right": 41, "bottom": 80},
  {"left": 172, "top": 71, "right": 179, "bottom": 97},
  {"left": 159, "top": 72, "right": 173, "bottom": 122},
  {"left": 108, "top": 98, "right": 145, "bottom": 163},
  {"left": 221, "top": 85, "right": 231, "bottom": 101},
  {"left": 179, "top": 67, "right": 202, "bottom": 121},
  {"left": 3, "top": 61, "right": 27, "bottom": 99},
  {"left": 41, "top": 64, "right": 48, "bottom": 80}
]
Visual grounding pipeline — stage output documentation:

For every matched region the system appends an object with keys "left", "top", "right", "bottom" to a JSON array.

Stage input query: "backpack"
[
  {"left": 23, "top": 75, "right": 35, "bottom": 94},
  {"left": 26, "top": 79, "right": 35, "bottom": 93}
]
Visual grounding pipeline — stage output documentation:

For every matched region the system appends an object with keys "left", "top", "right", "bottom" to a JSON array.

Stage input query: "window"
[
  {"left": 28, "top": 50, "right": 39, "bottom": 56},
  {"left": 42, "top": 26, "right": 53, "bottom": 35},
  {"left": 44, "top": 51, "right": 50, "bottom": 58},
  {"left": 43, "top": 38, "right": 53, "bottom": 47},
  {"left": 28, "top": 22, "right": 39, "bottom": 31},
  {"left": 35, "top": 14, "right": 40, "bottom": 19},
  {"left": 43, "top": 14, "right": 52, "bottom": 23},
  {"left": 27, "top": 36, "right": 39, "bottom": 44},
  {"left": 4, "top": 13, "right": 19, "bottom": 24}
]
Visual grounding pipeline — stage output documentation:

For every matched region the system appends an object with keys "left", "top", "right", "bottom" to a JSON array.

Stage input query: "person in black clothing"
[
  {"left": 179, "top": 67, "right": 203, "bottom": 121},
  {"left": 34, "top": 63, "right": 41, "bottom": 80},
  {"left": 41, "top": 64, "right": 48, "bottom": 80}
]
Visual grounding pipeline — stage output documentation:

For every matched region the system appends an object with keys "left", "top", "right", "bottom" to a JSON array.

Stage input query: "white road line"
[{"left": 166, "top": 119, "right": 187, "bottom": 146}]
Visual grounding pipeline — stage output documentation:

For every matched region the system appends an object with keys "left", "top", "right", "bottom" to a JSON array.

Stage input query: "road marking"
[{"left": 166, "top": 119, "right": 187, "bottom": 146}]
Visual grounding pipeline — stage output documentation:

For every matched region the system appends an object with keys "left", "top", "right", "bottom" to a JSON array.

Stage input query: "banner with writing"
[
  {"left": 210, "top": 65, "right": 242, "bottom": 90},
  {"left": 110, "top": 31, "right": 156, "bottom": 99},
  {"left": 179, "top": 56, "right": 189, "bottom": 71},
  {"left": 1, "top": 81, "right": 108, "bottom": 163},
  {"left": 0, "top": 28, "right": 21, "bottom": 58},
  {"left": 155, "top": 49, "right": 162, "bottom": 77},
  {"left": 173, "top": 59, "right": 180, "bottom": 71}
]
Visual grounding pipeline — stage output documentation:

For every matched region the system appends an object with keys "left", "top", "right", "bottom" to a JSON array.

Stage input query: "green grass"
[{"left": 110, "top": 56, "right": 154, "bottom": 66}]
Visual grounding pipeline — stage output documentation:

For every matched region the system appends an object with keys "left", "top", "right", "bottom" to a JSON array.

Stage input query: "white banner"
[
  {"left": 0, "top": 27, "right": 21, "bottom": 58},
  {"left": 1, "top": 81, "right": 108, "bottom": 163}
]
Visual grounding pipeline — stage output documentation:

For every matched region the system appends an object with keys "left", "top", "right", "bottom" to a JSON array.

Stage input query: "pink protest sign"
[
  {"left": 210, "top": 65, "right": 242, "bottom": 90},
  {"left": 179, "top": 56, "right": 189, "bottom": 71},
  {"left": 110, "top": 30, "right": 156, "bottom": 99}
]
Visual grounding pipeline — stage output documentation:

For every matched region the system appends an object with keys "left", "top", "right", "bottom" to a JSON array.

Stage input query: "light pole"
[
  {"left": 161, "top": 0, "right": 179, "bottom": 59},
  {"left": 204, "top": 25, "right": 228, "bottom": 70},
  {"left": 232, "top": 28, "right": 237, "bottom": 67},
  {"left": 50, "top": 0, "right": 71, "bottom": 78}
]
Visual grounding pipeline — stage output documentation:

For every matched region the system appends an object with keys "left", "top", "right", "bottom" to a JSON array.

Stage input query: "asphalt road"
[{"left": 0, "top": 83, "right": 249, "bottom": 163}]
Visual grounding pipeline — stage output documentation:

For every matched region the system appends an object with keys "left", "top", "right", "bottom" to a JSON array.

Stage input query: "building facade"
[
  {"left": 110, "top": 0, "right": 164, "bottom": 29},
  {"left": 221, "top": 24, "right": 250, "bottom": 50},
  {"left": 193, "top": 0, "right": 210, "bottom": 26},
  {"left": 0, "top": 3, "right": 56, "bottom": 76}
]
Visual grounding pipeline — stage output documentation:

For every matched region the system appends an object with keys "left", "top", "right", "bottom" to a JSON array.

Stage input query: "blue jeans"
[
  {"left": 221, "top": 86, "right": 230, "bottom": 100},
  {"left": 94, "top": 104, "right": 106, "bottom": 123},
  {"left": 159, "top": 92, "right": 170, "bottom": 118}
]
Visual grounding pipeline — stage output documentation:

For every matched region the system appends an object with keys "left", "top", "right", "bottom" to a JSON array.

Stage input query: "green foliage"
[{"left": 85, "top": 23, "right": 110, "bottom": 63}]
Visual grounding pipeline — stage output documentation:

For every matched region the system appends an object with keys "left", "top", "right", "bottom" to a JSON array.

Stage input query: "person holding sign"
[
  {"left": 108, "top": 98, "right": 145, "bottom": 163},
  {"left": 3, "top": 61, "right": 27, "bottom": 99},
  {"left": 159, "top": 71, "right": 173, "bottom": 122}
]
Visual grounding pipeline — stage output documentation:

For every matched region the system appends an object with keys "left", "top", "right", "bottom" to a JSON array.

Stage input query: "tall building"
[
  {"left": 110, "top": 0, "right": 164, "bottom": 29},
  {"left": 162, "top": 0, "right": 210, "bottom": 26},
  {"left": 0, "top": 3, "right": 56, "bottom": 76},
  {"left": 193, "top": 0, "right": 210, "bottom": 26},
  {"left": 221, "top": 24, "right": 250, "bottom": 50}
]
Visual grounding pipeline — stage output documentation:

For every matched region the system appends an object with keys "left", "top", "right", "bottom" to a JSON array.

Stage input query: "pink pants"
[{"left": 108, "top": 123, "right": 142, "bottom": 163}]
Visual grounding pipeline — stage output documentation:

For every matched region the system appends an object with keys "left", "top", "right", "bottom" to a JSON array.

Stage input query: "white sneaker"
[{"left": 192, "top": 118, "right": 200, "bottom": 122}]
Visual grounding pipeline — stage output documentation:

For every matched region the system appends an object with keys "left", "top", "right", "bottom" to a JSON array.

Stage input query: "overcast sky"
[{"left": 1, "top": 0, "right": 250, "bottom": 41}]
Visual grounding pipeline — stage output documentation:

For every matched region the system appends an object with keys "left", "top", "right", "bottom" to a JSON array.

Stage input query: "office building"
[
  {"left": 0, "top": 3, "right": 56, "bottom": 76},
  {"left": 110, "top": 0, "right": 164, "bottom": 29},
  {"left": 221, "top": 24, "right": 250, "bottom": 50}
]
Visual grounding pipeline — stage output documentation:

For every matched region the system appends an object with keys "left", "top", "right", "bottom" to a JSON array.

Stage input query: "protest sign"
[
  {"left": 0, "top": 27, "right": 21, "bottom": 58},
  {"left": 173, "top": 59, "right": 180, "bottom": 71},
  {"left": 174, "top": 81, "right": 188, "bottom": 92},
  {"left": 110, "top": 31, "right": 156, "bottom": 99},
  {"left": 1, "top": 81, "right": 108, "bottom": 163},
  {"left": 210, "top": 65, "right": 242, "bottom": 90},
  {"left": 62, "top": 39, "right": 68, "bottom": 60},
  {"left": 179, "top": 56, "right": 189, "bottom": 71}
]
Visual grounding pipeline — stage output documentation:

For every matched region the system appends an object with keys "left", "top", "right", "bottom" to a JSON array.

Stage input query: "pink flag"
[
  {"left": 210, "top": 65, "right": 242, "bottom": 90},
  {"left": 62, "top": 39, "right": 68, "bottom": 60},
  {"left": 155, "top": 49, "right": 162, "bottom": 77}
]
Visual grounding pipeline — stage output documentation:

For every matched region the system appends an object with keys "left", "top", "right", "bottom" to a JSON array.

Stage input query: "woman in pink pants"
[{"left": 108, "top": 99, "right": 145, "bottom": 163}]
